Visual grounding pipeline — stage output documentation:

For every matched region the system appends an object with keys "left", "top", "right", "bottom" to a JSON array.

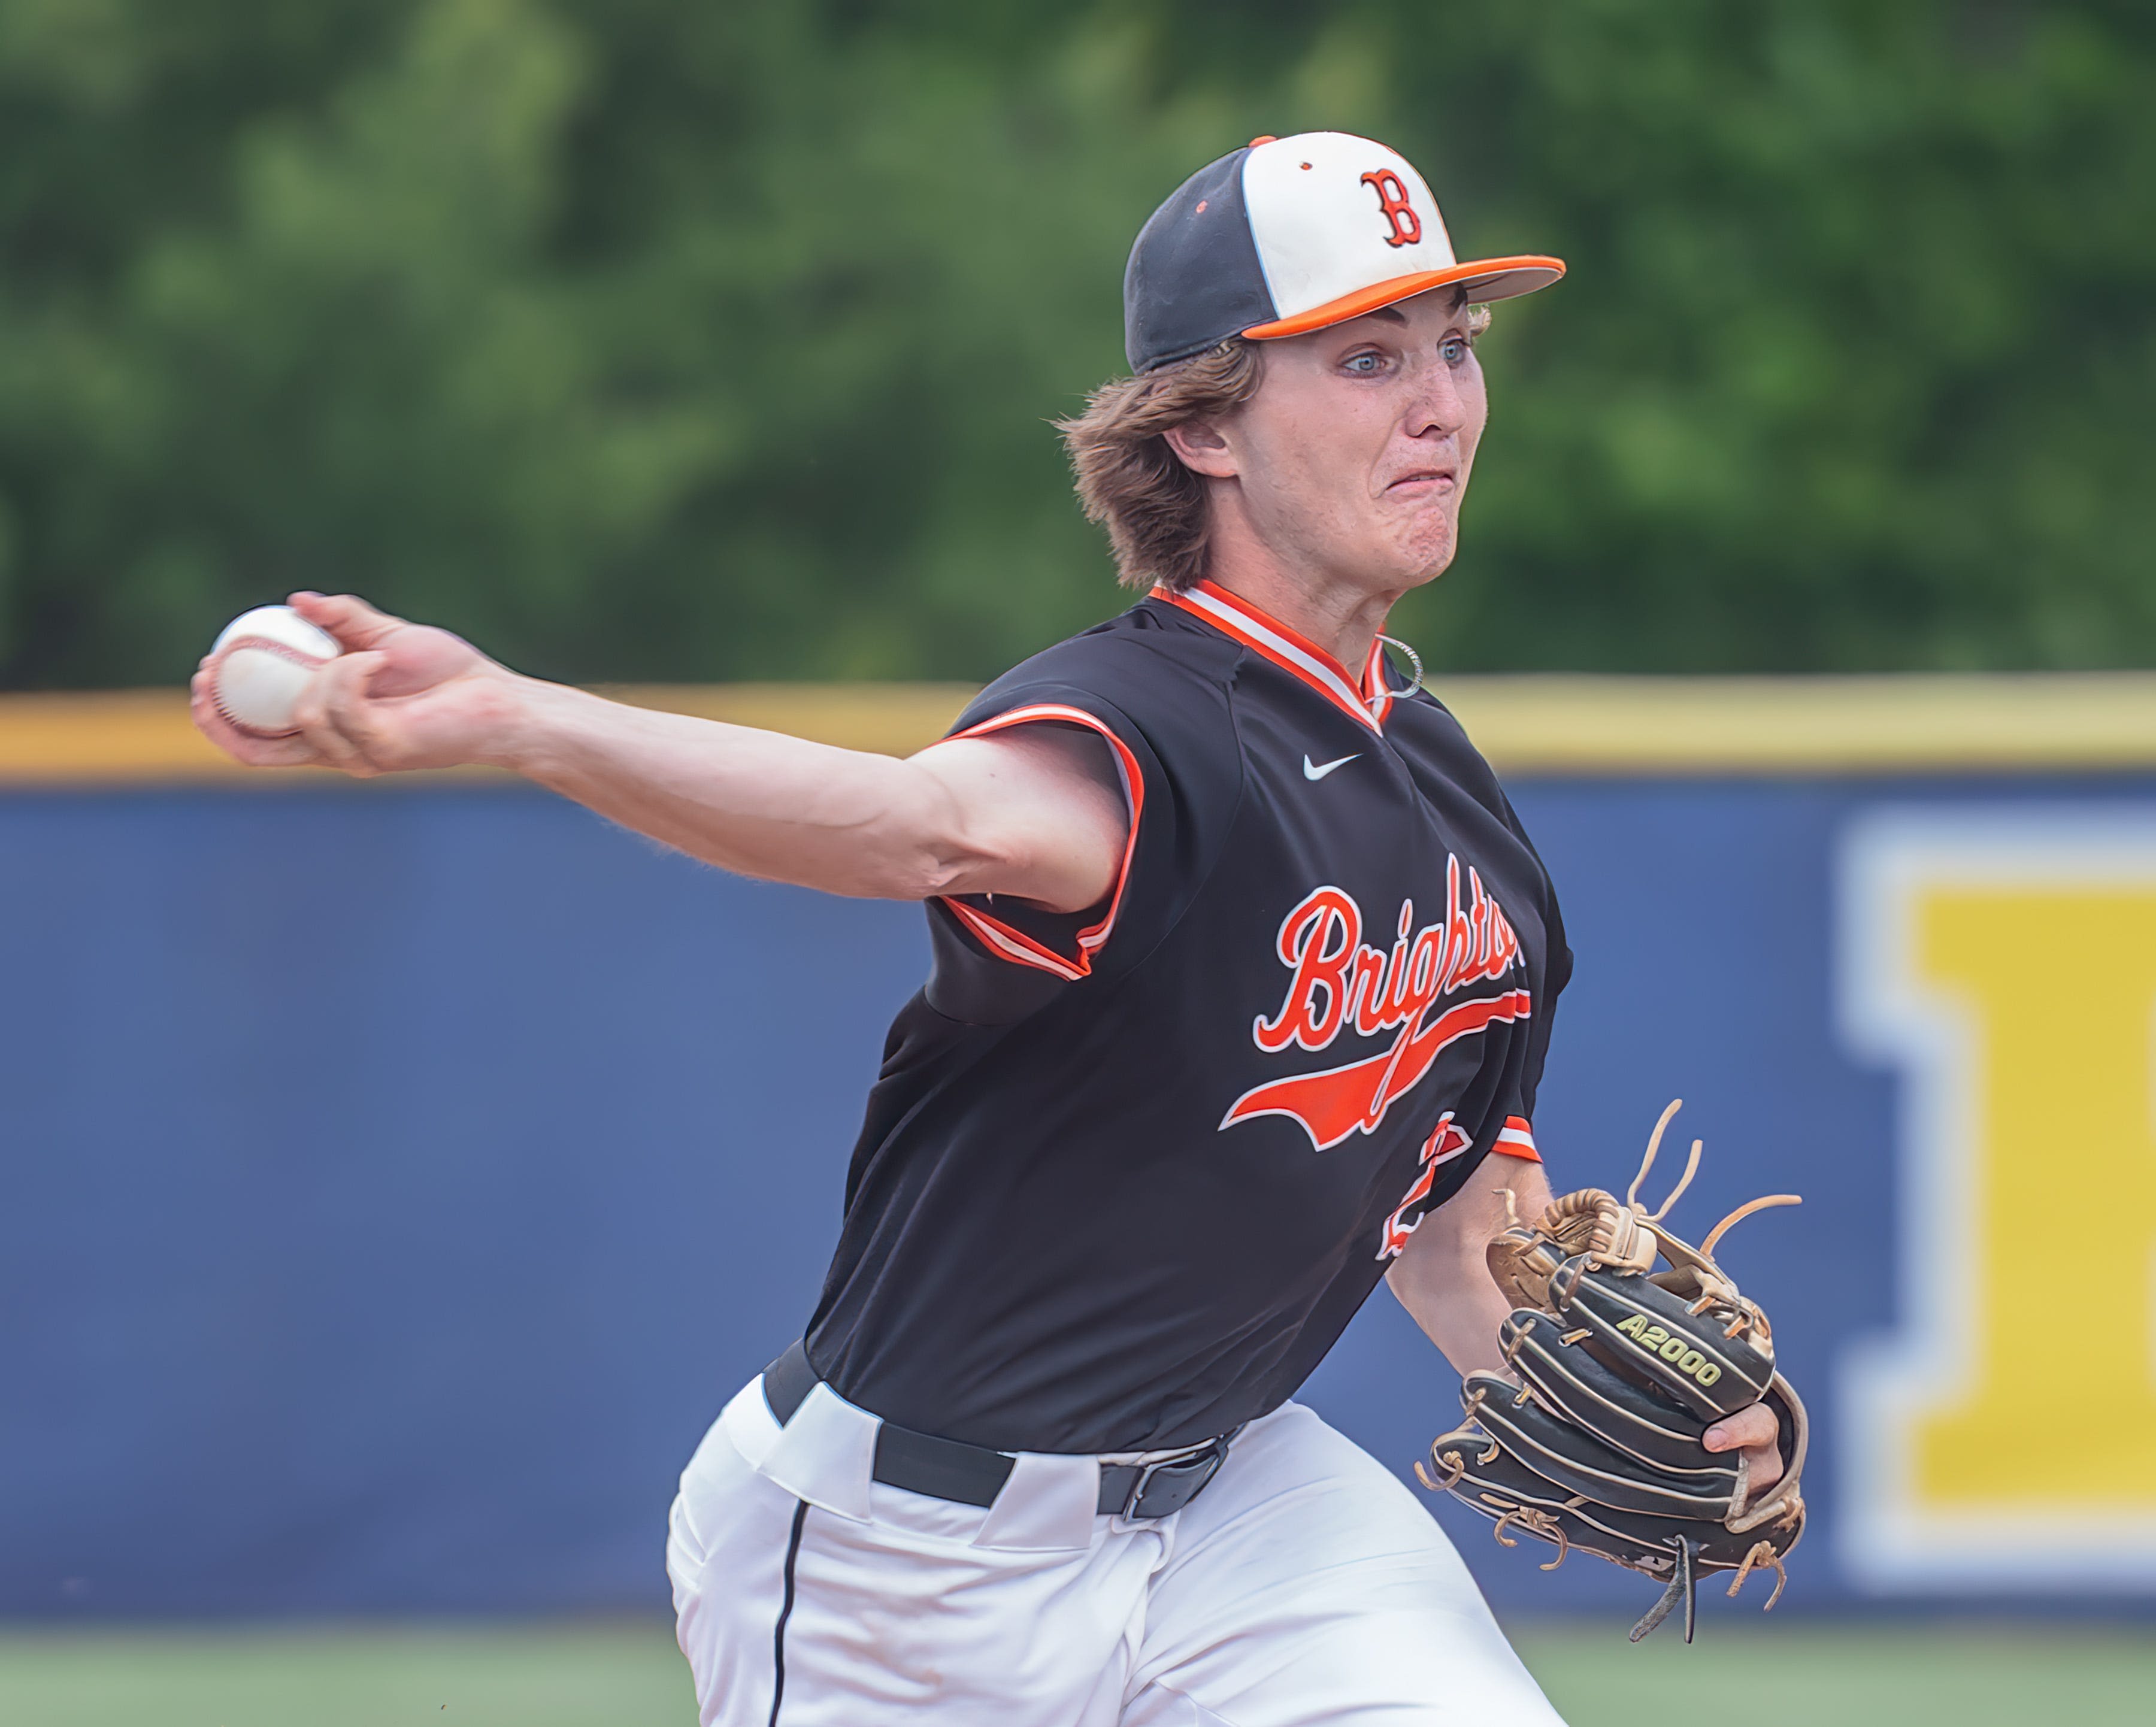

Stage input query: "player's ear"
[{"left": 1161, "top": 417, "right": 1239, "bottom": 480}]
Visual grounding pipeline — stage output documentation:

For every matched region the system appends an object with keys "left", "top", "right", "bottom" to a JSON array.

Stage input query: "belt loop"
[
  {"left": 756, "top": 1379, "right": 879, "bottom": 1523},
  {"left": 973, "top": 1452, "right": 1107, "bottom": 1552},
  {"left": 762, "top": 1341, "right": 817, "bottom": 1426}
]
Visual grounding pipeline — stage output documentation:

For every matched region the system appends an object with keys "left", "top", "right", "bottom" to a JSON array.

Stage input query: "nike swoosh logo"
[{"left": 1303, "top": 753, "right": 1359, "bottom": 781}]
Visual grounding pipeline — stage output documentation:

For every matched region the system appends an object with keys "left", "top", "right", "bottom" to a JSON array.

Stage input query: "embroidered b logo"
[{"left": 1360, "top": 169, "right": 1422, "bottom": 248}]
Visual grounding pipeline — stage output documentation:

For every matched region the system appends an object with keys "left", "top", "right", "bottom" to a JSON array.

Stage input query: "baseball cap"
[{"left": 1122, "top": 131, "right": 1564, "bottom": 373}]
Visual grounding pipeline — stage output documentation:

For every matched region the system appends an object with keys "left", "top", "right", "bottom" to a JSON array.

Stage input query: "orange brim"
[{"left": 1240, "top": 254, "right": 1565, "bottom": 341}]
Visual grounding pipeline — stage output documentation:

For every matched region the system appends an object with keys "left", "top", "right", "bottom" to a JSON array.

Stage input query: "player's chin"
[{"left": 1382, "top": 522, "right": 1458, "bottom": 590}]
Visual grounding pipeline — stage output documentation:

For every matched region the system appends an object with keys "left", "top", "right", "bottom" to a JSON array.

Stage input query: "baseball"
[{"left": 208, "top": 605, "right": 341, "bottom": 738}]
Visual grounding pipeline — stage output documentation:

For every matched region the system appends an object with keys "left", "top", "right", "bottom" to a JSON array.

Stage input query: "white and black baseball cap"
[{"left": 1124, "top": 131, "right": 1565, "bottom": 373}]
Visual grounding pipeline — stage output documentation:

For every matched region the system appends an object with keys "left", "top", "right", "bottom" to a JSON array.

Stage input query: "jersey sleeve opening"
[{"left": 936, "top": 704, "right": 1146, "bottom": 981}]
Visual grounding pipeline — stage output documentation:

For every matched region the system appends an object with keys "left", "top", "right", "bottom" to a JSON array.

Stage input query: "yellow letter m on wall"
[{"left": 1839, "top": 811, "right": 2156, "bottom": 1590}]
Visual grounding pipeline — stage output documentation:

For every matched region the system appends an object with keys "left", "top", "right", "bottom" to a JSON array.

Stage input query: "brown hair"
[
  {"left": 1055, "top": 340, "right": 1265, "bottom": 594},
  {"left": 1058, "top": 299, "right": 1493, "bottom": 593}
]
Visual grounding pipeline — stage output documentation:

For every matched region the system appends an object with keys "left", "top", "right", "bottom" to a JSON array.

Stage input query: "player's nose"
[{"left": 1401, "top": 353, "right": 1468, "bottom": 441}]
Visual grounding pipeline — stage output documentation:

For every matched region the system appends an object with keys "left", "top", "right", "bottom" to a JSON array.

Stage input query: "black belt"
[{"left": 760, "top": 1342, "right": 1231, "bottom": 1520}]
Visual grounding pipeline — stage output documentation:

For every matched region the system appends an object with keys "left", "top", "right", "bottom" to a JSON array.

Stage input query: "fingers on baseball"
[
  {"left": 296, "top": 652, "right": 392, "bottom": 775},
  {"left": 289, "top": 590, "right": 403, "bottom": 653},
  {"left": 190, "top": 673, "right": 318, "bottom": 768}
]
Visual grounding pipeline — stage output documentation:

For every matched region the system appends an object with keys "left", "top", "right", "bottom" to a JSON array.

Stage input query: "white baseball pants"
[{"left": 667, "top": 1370, "right": 1567, "bottom": 1726}]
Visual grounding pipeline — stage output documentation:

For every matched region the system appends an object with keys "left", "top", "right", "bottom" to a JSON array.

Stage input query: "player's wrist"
[{"left": 471, "top": 671, "right": 579, "bottom": 778}]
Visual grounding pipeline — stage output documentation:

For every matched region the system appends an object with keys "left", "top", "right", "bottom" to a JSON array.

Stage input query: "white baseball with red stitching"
[{"left": 208, "top": 605, "right": 341, "bottom": 738}]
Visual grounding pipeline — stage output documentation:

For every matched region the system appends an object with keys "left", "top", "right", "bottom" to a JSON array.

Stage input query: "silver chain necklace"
[{"left": 1376, "top": 633, "right": 1425, "bottom": 692}]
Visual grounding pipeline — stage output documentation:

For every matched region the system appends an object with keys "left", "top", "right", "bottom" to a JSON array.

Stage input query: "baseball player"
[{"left": 194, "top": 131, "right": 1781, "bottom": 1723}]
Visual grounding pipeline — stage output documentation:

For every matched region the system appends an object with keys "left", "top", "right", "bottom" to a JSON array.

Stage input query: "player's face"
[{"left": 1219, "top": 292, "right": 1488, "bottom": 596}]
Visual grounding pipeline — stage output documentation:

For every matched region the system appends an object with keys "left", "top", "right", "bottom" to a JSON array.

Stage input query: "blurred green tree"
[{"left": 0, "top": 0, "right": 2147, "bottom": 685}]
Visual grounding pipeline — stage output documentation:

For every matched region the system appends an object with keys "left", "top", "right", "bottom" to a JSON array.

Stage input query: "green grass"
[
  {"left": 1516, "top": 1622, "right": 2156, "bottom": 1727},
  {"left": 0, "top": 1626, "right": 694, "bottom": 1727},
  {"left": 0, "top": 1619, "right": 2148, "bottom": 1725}
]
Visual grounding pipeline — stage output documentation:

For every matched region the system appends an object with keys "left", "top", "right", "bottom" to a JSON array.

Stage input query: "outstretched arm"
[{"left": 190, "top": 593, "right": 1128, "bottom": 912}]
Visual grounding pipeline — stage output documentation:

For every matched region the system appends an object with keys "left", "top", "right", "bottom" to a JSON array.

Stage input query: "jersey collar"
[{"left": 1155, "top": 579, "right": 1398, "bottom": 732}]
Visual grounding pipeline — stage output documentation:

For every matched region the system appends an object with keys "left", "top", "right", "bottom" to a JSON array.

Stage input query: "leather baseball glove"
[{"left": 1419, "top": 1102, "right": 1807, "bottom": 1642}]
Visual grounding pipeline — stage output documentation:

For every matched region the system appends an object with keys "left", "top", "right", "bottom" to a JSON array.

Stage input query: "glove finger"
[
  {"left": 1428, "top": 1425, "right": 1800, "bottom": 1574},
  {"left": 1432, "top": 1425, "right": 1691, "bottom": 1575},
  {"left": 1464, "top": 1370, "right": 1743, "bottom": 1520},
  {"left": 1501, "top": 1310, "right": 1710, "bottom": 1473},
  {"left": 1551, "top": 1257, "right": 1773, "bottom": 1419}
]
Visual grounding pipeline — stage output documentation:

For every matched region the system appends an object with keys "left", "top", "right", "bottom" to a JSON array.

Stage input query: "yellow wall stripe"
[
  {"left": 4, "top": 674, "right": 2156, "bottom": 784},
  {"left": 1436, "top": 672, "right": 2156, "bottom": 775}
]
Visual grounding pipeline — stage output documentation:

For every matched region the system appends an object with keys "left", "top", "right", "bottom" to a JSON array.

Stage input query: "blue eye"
[
  {"left": 1442, "top": 337, "right": 1470, "bottom": 364},
  {"left": 1344, "top": 352, "right": 1384, "bottom": 375}
]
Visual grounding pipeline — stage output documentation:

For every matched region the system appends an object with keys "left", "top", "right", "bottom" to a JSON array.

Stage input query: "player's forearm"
[
  {"left": 492, "top": 678, "right": 974, "bottom": 899},
  {"left": 1388, "top": 1244, "right": 1516, "bottom": 1377},
  {"left": 1386, "top": 1157, "right": 1552, "bottom": 1377}
]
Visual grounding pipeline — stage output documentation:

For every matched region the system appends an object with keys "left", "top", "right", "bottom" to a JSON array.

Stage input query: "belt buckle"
[{"left": 1123, "top": 1438, "right": 1228, "bottom": 1520}]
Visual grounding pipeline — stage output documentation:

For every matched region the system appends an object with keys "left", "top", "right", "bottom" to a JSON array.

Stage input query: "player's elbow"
[
  {"left": 855, "top": 755, "right": 1116, "bottom": 910},
  {"left": 893, "top": 829, "right": 1018, "bottom": 902},
  {"left": 831, "top": 805, "right": 1008, "bottom": 902}
]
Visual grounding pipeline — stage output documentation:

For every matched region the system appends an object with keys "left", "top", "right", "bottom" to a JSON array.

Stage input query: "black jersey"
[{"left": 803, "top": 580, "right": 1571, "bottom": 1453}]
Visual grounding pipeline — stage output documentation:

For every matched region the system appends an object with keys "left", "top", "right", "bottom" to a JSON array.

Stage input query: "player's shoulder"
[
  {"left": 1405, "top": 683, "right": 1558, "bottom": 903},
  {"left": 953, "top": 598, "right": 1241, "bottom": 740},
  {"left": 1395, "top": 684, "right": 1511, "bottom": 809}
]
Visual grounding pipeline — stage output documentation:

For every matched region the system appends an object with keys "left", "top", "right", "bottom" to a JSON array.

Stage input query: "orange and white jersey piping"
[
  {"left": 937, "top": 704, "right": 1145, "bottom": 983},
  {"left": 1156, "top": 580, "right": 1398, "bottom": 732}
]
